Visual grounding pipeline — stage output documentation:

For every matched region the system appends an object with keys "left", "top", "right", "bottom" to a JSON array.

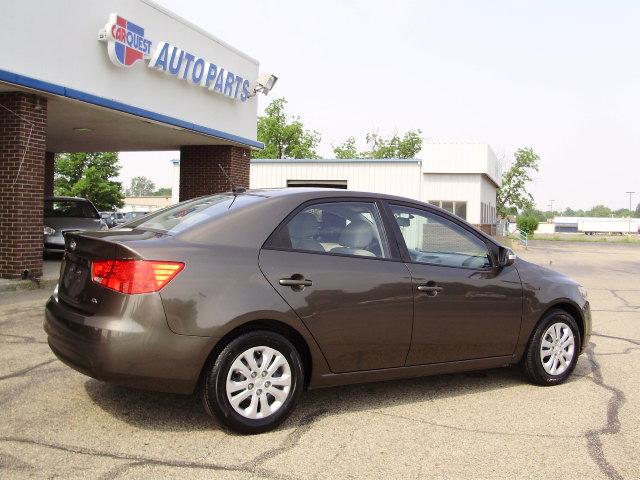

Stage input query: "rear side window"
[{"left": 267, "top": 202, "right": 390, "bottom": 259}]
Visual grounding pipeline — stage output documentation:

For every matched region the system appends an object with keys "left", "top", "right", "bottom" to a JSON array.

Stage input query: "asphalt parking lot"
[{"left": 1, "top": 241, "right": 639, "bottom": 479}]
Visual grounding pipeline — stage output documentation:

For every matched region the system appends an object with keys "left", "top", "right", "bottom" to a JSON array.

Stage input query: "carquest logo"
[
  {"left": 98, "top": 13, "right": 251, "bottom": 102},
  {"left": 103, "top": 14, "right": 152, "bottom": 67}
]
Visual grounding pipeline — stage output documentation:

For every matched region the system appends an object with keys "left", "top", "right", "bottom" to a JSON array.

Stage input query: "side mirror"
[
  {"left": 499, "top": 247, "right": 517, "bottom": 267},
  {"left": 396, "top": 217, "right": 411, "bottom": 227}
]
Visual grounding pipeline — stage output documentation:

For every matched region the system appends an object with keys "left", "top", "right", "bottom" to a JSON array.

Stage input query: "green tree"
[
  {"left": 153, "top": 187, "right": 172, "bottom": 197},
  {"left": 497, "top": 147, "right": 540, "bottom": 217},
  {"left": 332, "top": 137, "right": 358, "bottom": 159},
  {"left": 126, "top": 176, "right": 155, "bottom": 196},
  {"left": 517, "top": 215, "right": 539, "bottom": 236},
  {"left": 255, "top": 98, "right": 321, "bottom": 159},
  {"left": 523, "top": 208, "right": 548, "bottom": 222},
  {"left": 365, "top": 130, "right": 423, "bottom": 159},
  {"left": 54, "top": 152, "right": 124, "bottom": 210},
  {"left": 332, "top": 130, "right": 423, "bottom": 159},
  {"left": 586, "top": 204, "right": 612, "bottom": 217}
]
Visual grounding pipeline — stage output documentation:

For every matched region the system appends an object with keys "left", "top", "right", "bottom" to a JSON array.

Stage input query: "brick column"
[
  {"left": 0, "top": 93, "right": 47, "bottom": 279},
  {"left": 179, "top": 145, "right": 250, "bottom": 201},
  {"left": 44, "top": 151, "right": 55, "bottom": 197}
]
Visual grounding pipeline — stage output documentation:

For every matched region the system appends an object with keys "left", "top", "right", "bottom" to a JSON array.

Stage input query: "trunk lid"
[{"left": 57, "top": 231, "right": 145, "bottom": 314}]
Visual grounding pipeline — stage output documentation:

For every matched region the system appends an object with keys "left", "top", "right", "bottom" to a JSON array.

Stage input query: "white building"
[
  {"left": 249, "top": 143, "right": 501, "bottom": 230},
  {"left": 537, "top": 217, "right": 640, "bottom": 234},
  {"left": 123, "top": 196, "right": 172, "bottom": 212}
]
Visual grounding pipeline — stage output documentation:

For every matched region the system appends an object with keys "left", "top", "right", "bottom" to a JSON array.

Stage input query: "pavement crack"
[
  {"left": 372, "top": 411, "right": 582, "bottom": 439},
  {"left": 584, "top": 342, "right": 626, "bottom": 480},
  {"left": 98, "top": 461, "right": 147, "bottom": 480},
  {"left": 608, "top": 290, "right": 639, "bottom": 310},
  {"left": 0, "top": 359, "right": 56, "bottom": 381},
  {"left": 595, "top": 347, "right": 640, "bottom": 356},
  {"left": 0, "top": 436, "right": 300, "bottom": 480},
  {"left": 592, "top": 332, "right": 640, "bottom": 346},
  {"left": 0, "top": 451, "right": 34, "bottom": 472},
  {"left": 244, "top": 408, "right": 328, "bottom": 470},
  {"left": 591, "top": 309, "right": 638, "bottom": 313},
  {"left": 0, "top": 333, "right": 47, "bottom": 344}
]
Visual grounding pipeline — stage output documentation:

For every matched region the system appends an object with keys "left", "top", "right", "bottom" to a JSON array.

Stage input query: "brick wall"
[
  {"left": 0, "top": 93, "right": 47, "bottom": 279},
  {"left": 475, "top": 224, "right": 497, "bottom": 236},
  {"left": 179, "top": 145, "right": 250, "bottom": 201},
  {"left": 44, "top": 151, "right": 55, "bottom": 197}
]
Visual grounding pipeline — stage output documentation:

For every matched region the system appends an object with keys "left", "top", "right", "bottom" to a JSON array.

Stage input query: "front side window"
[
  {"left": 268, "top": 202, "right": 389, "bottom": 259},
  {"left": 390, "top": 205, "right": 491, "bottom": 269}
]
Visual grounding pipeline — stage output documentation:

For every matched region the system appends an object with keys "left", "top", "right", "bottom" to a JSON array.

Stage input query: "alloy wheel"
[
  {"left": 225, "top": 346, "right": 292, "bottom": 419},
  {"left": 539, "top": 322, "right": 575, "bottom": 375}
]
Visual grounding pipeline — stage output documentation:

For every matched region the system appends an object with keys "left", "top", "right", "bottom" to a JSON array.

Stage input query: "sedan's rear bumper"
[{"left": 44, "top": 296, "right": 216, "bottom": 394}]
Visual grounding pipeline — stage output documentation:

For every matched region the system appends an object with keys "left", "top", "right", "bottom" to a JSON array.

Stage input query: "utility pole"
[
  {"left": 626, "top": 191, "right": 635, "bottom": 234},
  {"left": 548, "top": 200, "right": 554, "bottom": 213}
]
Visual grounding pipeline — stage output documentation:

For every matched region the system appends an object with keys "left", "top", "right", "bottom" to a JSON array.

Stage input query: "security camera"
[{"left": 251, "top": 73, "right": 278, "bottom": 97}]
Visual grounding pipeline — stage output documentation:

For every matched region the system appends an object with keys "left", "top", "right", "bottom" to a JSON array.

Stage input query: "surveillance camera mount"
[{"left": 248, "top": 74, "right": 278, "bottom": 98}]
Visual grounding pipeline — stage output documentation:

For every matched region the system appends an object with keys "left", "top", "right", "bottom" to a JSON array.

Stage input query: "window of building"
[
  {"left": 441, "top": 201, "right": 454, "bottom": 214},
  {"left": 286, "top": 180, "right": 347, "bottom": 189},
  {"left": 267, "top": 201, "right": 389, "bottom": 258},
  {"left": 428, "top": 200, "right": 468, "bottom": 221},
  {"left": 390, "top": 205, "right": 491, "bottom": 269}
]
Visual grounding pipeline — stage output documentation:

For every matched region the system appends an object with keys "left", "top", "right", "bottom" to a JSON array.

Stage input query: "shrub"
[{"left": 517, "top": 215, "right": 539, "bottom": 236}]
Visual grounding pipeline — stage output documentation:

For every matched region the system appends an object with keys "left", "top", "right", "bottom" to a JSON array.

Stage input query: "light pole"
[{"left": 626, "top": 191, "right": 635, "bottom": 234}]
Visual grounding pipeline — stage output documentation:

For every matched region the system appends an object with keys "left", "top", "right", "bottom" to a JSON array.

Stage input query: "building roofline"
[
  {"left": 482, "top": 173, "right": 500, "bottom": 188},
  {"left": 140, "top": 0, "right": 259, "bottom": 65},
  {"left": 251, "top": 158, "right": 421, "bottom": 164}
]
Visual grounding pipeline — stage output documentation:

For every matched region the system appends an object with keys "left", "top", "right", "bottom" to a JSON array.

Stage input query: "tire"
[
  {"left": 522, "top": 309, "right": 581, "bottom": 386},
  {"left": 201, "top": 330, "right": 304, "bottom": 434}
]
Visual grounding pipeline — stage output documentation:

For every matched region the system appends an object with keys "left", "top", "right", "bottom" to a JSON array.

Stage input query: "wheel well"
[
  {"left": 541, "top": 302, "right": 585, "bottom": 346},
  {"left": 199, "top": 320, "right": 313, "bottom": 389}
]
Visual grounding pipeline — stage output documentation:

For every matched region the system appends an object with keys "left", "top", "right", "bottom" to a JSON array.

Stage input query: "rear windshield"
[
  {"left": 44, "top": 200, "right": 99, "bottom": 219},
  {"left": 123, "top": 194, "right": 263, "bottom": 234}
]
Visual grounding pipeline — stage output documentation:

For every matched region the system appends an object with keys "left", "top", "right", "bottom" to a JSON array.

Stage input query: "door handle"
[
  {"left": 279, "top": 277, "right": 312, "bottom": 287},
  {"left": 417, "top": 284, "right": 443, "bottom": 295}
]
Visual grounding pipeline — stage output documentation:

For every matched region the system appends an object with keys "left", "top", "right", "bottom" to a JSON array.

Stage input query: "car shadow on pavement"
[
  {"left": 84, "top": 380, "right": 216, "bottom": 431},
  {"left": 84, "top": 361, "right": 589, "bottom": 434}
]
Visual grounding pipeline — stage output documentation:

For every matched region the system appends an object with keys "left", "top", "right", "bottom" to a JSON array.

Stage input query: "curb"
[{"left": 0, "top": 277, "right": 58, "bottom": 294}]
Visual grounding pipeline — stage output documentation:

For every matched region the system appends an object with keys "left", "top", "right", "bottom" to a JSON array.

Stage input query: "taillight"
[{"left": 91, "top": 260, "right": 184, "bottom": 294}]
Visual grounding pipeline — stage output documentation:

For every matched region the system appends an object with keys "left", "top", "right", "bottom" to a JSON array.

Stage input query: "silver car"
[{"left": 43, "top": 197, "right": 106, "bottom": 253}]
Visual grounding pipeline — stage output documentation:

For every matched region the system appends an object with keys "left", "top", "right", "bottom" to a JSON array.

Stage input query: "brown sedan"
[{"left": 44, "top": 189, "right": 591, "bottom": 434}]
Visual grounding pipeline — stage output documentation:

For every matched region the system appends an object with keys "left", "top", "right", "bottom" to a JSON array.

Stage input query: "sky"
[{"left": 119, "top": 0, "right": 640, "bottom": 211}]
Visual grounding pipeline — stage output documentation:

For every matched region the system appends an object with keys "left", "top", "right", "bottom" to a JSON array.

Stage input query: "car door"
[
  {"left": 385, "top": 202, "right": 523, "bottom": 365},
  {"left": 259, "top": 199, "right": 413, "bottom": 373}
]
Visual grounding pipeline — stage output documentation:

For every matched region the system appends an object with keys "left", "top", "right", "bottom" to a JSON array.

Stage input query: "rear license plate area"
[{"left": 60, "top": 254, "right": 91, "bottom": 303}]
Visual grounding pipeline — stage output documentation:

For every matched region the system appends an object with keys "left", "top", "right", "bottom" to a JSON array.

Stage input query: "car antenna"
[{"left": 218, "top": 164, "right": 246, "bottom": 195}]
